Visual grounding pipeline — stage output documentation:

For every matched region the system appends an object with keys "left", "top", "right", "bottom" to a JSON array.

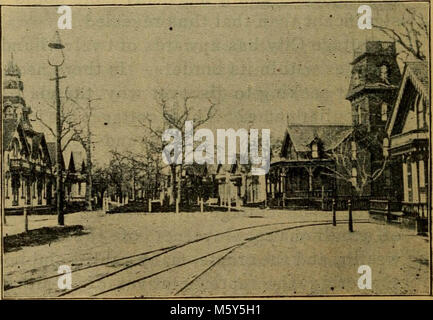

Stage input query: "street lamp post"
[{"left": 48, "top": 31, "right": 66, "bottom": 226}]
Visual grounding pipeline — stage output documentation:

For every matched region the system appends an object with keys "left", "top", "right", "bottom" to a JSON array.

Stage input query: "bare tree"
[
  {"left": 323, "top": 127, "right": 388, "bottom": 196},
  {"left": 35, "top": 87, "right": 81, "bottom": 153},
  {"left": 67, "top": 92, "right": 101, "bottom": 211},
  {"left": 374, "top": 8, "right": 428, "bottom": 62},
  {"left": 140, "top": 89, "right": 217, "bottom": 213}
]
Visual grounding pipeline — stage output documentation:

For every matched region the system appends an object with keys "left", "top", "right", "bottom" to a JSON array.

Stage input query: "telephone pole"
[{"left": 48, "top": 31, "right": 66, "bottom": 226}]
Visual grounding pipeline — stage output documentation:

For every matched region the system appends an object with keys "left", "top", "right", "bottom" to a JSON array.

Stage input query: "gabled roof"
[
  {"left": 47, "top": 142, "right": 65, "bottom": 169},
  {"left": 405, "top": 61, "right": 429, "bottom": 99},
  {"left": 282, "top": 125, "right": 353, "bottom": 153},
  {"left": 3, "top": 118, "right": 18, "bottom": 149},
  {"left": 68, "top": 151, "right": 85, "bottom": 173},
  {"left": 3, "top": 118, "right": 31, "bottom": 154},
  {"left": 387, "top": 61, "right": 429, "bottom": 136},
  {"left": 47, "top": 142, "right": 56, "bottom": 163}
]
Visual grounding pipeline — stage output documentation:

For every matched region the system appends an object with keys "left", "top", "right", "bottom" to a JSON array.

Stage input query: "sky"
[{"left": 2, "top": 3, "right": 429, "bottom": 166}]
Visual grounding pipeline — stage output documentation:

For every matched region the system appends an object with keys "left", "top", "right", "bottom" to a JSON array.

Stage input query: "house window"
[
  {"left": 411, "top": 161, "right": 419, "bottom": 203},
  {"left": 381, "top": 102, "right": 388, "bottom": 121},
  {"left": 351, "top": 141, "right": 357, "bottom": 160},
  {"left": 416, "top": 95, "right": 426, "bottom": 129},
  {"left": 407, "top": 161, "right": 412, "bottom": 202},
  {"left": 351, "top": 167, "right": 357, "bottom": 186},
  {"left": 312, "top": 143, "right": 319, "bottom": 158},
  {"left": 5, "top": 177, "right": 9, "bottom": 198},
  {"left": 78, "top": 182, "right": 82, "bottom": 195},
  {"left": 12, "top": 177, "right": 19, "bottom": 206},
  {"left": 419, "top": 159, "right": 426, "bottom": 202},
  {"left": 21, "top": 180, "right": 25, "bottom": 199}
]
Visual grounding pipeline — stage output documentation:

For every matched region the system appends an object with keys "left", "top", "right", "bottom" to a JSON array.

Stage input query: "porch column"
[
  {"left": 402, "top": 157, "right": 409, "bottom": 202},
  {"left": 411, "top": 159, "right": 419, "bottom": 203},
  {"left": 308, "top": 168, "right": 313, "bottom": 192}
]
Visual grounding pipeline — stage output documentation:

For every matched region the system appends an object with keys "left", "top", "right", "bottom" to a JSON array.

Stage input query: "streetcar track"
[
  {"left": 93, "top": 243, "right": 245, "bottom": 297},
  {"left": 5, "top": 217, "right": 369, "bottom": 296},
  {"left": 175, "top": 221, "right": 348, "bottom": 296},
  {"left": 56, "top": 218, "right": 345, "bottom": 297},
  {"left": 175, "top": 246, "right": 239, "bottom": 296},
  {"left": 92, "top": 220, "right": 371, "bottom": 297},
  {"left": 4, "top": 245, "right": 176, "bottom": 291}
]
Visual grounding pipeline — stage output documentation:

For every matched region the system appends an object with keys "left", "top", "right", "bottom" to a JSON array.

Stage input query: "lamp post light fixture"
[{"left": 48, "top": 31, "right": 67, "bottom": 226}]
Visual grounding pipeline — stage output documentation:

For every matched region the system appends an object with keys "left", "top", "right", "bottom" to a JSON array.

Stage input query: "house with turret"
[{"left": 2, "top": 56, "right": 56, "bottom": 214}]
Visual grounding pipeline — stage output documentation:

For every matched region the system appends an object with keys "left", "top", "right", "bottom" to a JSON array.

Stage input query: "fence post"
[
  {"left": 332, "top": 199, "right": 336, "bottom": 226},
  {"left": 23, "top": 206, "right": 28, "bottom": 232},
  {"left": 148, "top": 198, "right": 152, "bottom": 213},
  {"left": 348, "top": 199, "right": 353, "bottom": 232},
  {"left": 24, "top": 181, "right": 29, "bottom": 232}
]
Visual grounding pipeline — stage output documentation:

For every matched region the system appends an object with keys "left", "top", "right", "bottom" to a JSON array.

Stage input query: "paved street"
[{"left": 3, "top": 208, "right": 430, "bottom": 298}]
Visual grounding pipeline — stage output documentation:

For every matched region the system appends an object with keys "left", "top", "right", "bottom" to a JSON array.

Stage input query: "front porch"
[
  {"left": 373, "top": 129, "right": 430, "bottom": 235},
  {"left": 267, "top": 159, "right": 342, "bottom": 210}
]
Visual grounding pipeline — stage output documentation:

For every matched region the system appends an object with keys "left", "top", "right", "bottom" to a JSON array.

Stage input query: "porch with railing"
[{"left": 267, "top": 190, "right": 370, "bottom": 211}]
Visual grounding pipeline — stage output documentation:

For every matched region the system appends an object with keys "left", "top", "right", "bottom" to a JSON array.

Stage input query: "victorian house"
[
  {"left": 385, "top": 61, "right": 429, "bottom": 234},
  {"left": 268, "top": 125, "right": 353, "bottom": 209},
  {"left": 2, "top": 57, "right": 55, "bottom": 214},
  {"left": 268, "top": 41, "right": 403, "bottom": 210}
]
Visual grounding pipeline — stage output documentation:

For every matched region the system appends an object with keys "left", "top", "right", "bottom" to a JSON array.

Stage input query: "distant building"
[
  {"left": 64, "top": 151, "right": 87, "bottom": 202},
  {"left": 268, "top": 125, "right": 353, "bottom": 209},
  {"left": 385, "top": 61, "right": 429, "bottom": 234},
  {"left": 2, "top": 56, "right": 55, "bottom": 214},
  {"left": 215, "top": 161, "right": 266, "bottom": 207}
]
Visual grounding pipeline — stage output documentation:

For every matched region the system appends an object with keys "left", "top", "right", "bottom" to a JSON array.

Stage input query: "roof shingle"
[{"left": 286, "top": 125, "right": 353, "bottom": 152}]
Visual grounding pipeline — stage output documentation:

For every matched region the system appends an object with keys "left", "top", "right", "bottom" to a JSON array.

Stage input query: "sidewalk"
[{"left": 2, "top": 211, "right": 105, "bottom": 237}]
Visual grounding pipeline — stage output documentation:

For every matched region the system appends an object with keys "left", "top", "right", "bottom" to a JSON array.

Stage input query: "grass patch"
[{"left": 4, "top": 225, "right": 87, "bottom": 253}]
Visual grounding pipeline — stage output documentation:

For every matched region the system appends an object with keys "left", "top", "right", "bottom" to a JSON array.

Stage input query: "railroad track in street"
[{"left": 4, "top": 217, "right": 370, "bottom": 297}]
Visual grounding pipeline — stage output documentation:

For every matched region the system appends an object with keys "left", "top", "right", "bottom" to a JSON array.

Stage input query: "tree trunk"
[
  {"left": 170, "top": 164, "right": 177, "bottom": 208},
  {"left": 85, "top": 138, "right": 93, "bottom": 211},
  {"left": 176, "top": 166, "right": 182, "bottom": 213}
]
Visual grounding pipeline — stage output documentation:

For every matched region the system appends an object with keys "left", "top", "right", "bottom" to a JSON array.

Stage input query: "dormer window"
[
  {"left": 380, "top": 65, "right": 389, "bottom": 84},
  {"left": 381, "top": 102, "right": 388, "bottom": 121},
  {"left": 312, "top": 143, "right": 319, "bottom": 159},
  {"left": 5, "top": 106, "right": 15, "bottom": 119},
  {"left": 352, "top": 71, "right": 360, "bottom": 87}
]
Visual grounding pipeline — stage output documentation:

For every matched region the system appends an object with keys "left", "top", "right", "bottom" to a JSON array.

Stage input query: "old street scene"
[{"left": 2, "top": 4, "right": 431, "bottom": 298}]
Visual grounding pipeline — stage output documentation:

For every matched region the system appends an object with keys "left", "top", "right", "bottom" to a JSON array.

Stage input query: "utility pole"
[
  {"left": 84, "top": 97, "right": 100, "bottom": 211},
  {"left": 48, "top": 31, "right": 66, "bottom": 226}
]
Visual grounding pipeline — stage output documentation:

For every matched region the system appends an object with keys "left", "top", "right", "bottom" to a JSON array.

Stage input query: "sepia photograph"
[{"left": 1, "top": 1, "right": 431, "bottom": 300}]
